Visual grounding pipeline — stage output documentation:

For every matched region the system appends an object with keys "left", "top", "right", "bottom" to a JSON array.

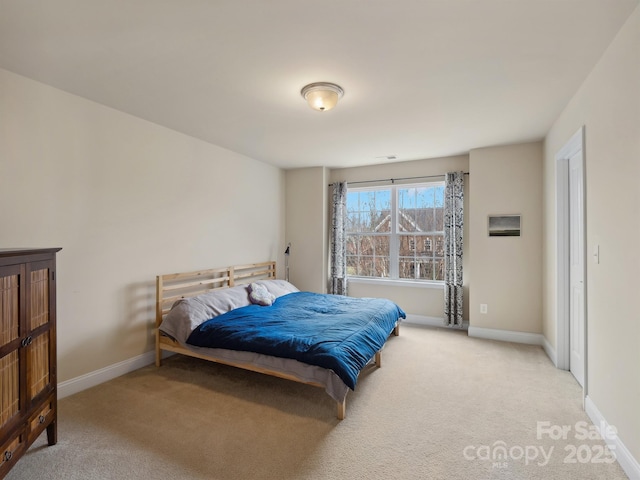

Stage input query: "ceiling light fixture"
[{"left": 301, "top": 82, "right": 344, "bottom": 112}]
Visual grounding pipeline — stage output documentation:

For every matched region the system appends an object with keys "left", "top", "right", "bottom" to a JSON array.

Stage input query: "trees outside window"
[{"left": 346, "top": 183, "right": 445, "bottom": 282}]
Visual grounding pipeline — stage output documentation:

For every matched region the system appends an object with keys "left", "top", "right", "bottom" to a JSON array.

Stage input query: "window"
[{"left": 346, "top": 182, "right": 445, "bottom": 282}]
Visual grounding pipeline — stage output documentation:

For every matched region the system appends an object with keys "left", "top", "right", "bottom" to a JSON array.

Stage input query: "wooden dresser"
[{"left": 0, "top": 248, "right": 61, "bottom": 478}]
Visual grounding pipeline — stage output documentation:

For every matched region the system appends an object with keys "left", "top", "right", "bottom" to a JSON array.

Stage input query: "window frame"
[{"left": 345, "top": 181, "right": 445, "bottom": 285}]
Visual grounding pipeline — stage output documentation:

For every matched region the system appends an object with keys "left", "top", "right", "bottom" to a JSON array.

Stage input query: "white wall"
[
  {"left": 469, "top": 142, "right": 543, "bottom": 333},
  {"left": 329, "top": 155, "right": 470, "bottom": 320},
  {"left": 543, "top": 5, "right": 640, "bottom": 464},
  {"left": 284, "top": 167, "right": 328, "bottom": 293},
  {"left": 0, "top": 68, "right": 285, "bottom": 382}
]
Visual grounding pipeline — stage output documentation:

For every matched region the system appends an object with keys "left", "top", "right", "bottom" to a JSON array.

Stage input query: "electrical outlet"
[{"left": 480, "top": 304, "right": 488, "bottom": 314}]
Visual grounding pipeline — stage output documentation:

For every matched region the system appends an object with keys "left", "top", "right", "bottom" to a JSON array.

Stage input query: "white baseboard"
[
  {"left": 58, "top": 350, "right": 172, "bottom": 399},
  {"left": 585, "top": 396, "right": 640, "bottom": 479},
  {"left": 467, "top": 326, "right": 544, "bottom": 346},
  {"left": 403, "top": 314, "right": 469, "bottom": 330},
  {"left": 409, "top": 320, "right": 557, "bottom": 363},
  {"left": 542, "top": 336, "right": 557, "bottom": 366}
]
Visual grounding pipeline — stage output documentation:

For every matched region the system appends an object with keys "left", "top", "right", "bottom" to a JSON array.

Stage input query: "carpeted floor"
[{"left": 6, "top": 324, "right": 628, "bottom": 479}]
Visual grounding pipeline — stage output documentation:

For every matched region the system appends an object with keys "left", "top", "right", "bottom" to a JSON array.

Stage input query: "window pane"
[
  {"left": 375, "top": 212, "right": 391, "bottom": 232},
  {"left": 374, "top": 257, "right": 390, "bottom": 278},
  {"left": 359, "top": 235, "right": 374, "bottom": 255},
  {"left": 416, "top": 259, "right": 434, "bottom": 280},
  {"left": 423, "top": 235, "right": 434, "bottom": 256},
  {"left": 415, "top": 236, "right": 430, "bottom": 256},
  {"left": 356, "top": 235, "right": 390, "bottom": 257},
  {"left": 434, "top": 235, "right": 444, "bottom": 257},
  {"left": 398, "top": 258, "right": 446, "bottom": 281},
  {"left": 398, "top": 258, "right": 413, "bottom": 278},
  {"left": 414, "top": 207, "right": 430, "bottom": 231},
  {"left": 346, "top": 189, "right": 393, "bottom": 234},
  {"left": 434, "top": 258, "right": 445, "bottom": 281},
  {"left": 434, "top": 185, "right": 444, "bottom": 207},
  {"left": 399, "top": 186, "right": 445, "bottom": 233},
  {"left": 346, "top": 256, "right": 358, "bottom": 276},
  {"left": 359, "top": 212, "right": 369, "bottom": 232},
  {"left": 375, "top": 190, "right": 391, "bottom": 211},
  {"left": 346, "top": 191, "right": 365, "bottom": 232},
  {"left": 418, "top": 258, "right": 435, "bottom": 280},
  {"left": 398, "top": 235, "right": 415, "bottom": 257},
  {"left": 398, "top": 258, "right": 415, "bottom": 279},
  {"left": 346, "top": 235, "right": 358, "bottom": 256},
  {"left": 346, "top": 233, "right": 390, "bottom": 278},
  {"left": 398, "top": 208, "right": 417, "bottom": 232},
  {"left": 346, "top": 209, "right": 357, "bottom": 231},
  {"left": 435, "top": 207, "right": 444, "bottom": 231},
  {"left": 398, "top": 188, "right": 416, "bottom": 233},
  {"left": 375, "top": 190, "right": 392, "bottom": 232},
  {"left": 359, "top": 257, "right": 374, "bottom": 277},
  {"left": 374, "top": 235, "right": 389, "bottom": 257},
  {"left": 397, "top": 188, "right": 415, "bottom": 209},
  {"left": 354, "top": 254, "right": 390, "bottom": 278}
]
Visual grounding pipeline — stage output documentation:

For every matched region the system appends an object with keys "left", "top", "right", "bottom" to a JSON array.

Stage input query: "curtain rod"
[{"left": 328, "top": 172, "right": 469, "bottom": 187}]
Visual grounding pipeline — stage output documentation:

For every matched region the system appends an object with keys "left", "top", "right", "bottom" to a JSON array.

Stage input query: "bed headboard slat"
[
  {"left": 162, "top": 276, "right": 230, "bottom": 292},
  {"left": 155, "top": 261, "right": 276, "bottom": 327},
  {"left": 161, "top": 266, "right": 230, "bottom": 281}
]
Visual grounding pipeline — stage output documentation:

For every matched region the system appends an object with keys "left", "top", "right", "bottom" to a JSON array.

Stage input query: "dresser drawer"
[
  {"left": 0, "top": 431, "right": 26, "bottom": 478},
  {"left": 27, "top": 397, "right": 55, "bottom": 443}
]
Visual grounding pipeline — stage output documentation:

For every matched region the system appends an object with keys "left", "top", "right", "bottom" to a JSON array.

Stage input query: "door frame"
[{"left": 555, "top": 126, "right": 587, "bottom": 395}]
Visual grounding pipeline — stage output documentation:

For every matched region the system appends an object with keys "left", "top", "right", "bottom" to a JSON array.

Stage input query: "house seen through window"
[{"left": 346, "top": 182, "right": 445, "bottom": 282}]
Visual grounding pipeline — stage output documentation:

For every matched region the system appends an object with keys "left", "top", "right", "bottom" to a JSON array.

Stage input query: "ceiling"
[{"left": 0, "top": 1, "right": 637, "bottom": 170}]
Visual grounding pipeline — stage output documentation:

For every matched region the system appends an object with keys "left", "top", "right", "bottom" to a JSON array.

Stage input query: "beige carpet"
[{"left": 7, "top": 325, "right": 628, "bottom": 480}]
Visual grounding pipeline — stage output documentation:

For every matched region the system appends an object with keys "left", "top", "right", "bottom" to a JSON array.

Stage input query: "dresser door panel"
[
  {"left": 25, "top": 261, "right": 54, "bottom": 405},
  {"left": 0, "top": 265, "right": 24, "bottom": 433},
  {"left": 26, "top": 262, "right": 52, "bottom": 332}
]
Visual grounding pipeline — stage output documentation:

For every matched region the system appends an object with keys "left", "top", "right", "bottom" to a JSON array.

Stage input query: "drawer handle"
[
  {"left": 39, "top": 414, "right": 46, "bottom": 424},
  {"left": 4, "top": 450, "right": 12, "bottom": 461}
]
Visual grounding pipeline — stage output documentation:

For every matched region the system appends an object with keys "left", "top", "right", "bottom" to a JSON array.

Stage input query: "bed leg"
[
  {"left": 375, "top": 351, "right": 382, "bottom": 367},
  {"left": 393, "top": 324, "right": 400, "bottom": 336},
  {"left": 337, "top": 399, "right": 346, "bottom": 420},
  {"left": 155, "top": 331, "right": 162, "bottom": 367}
]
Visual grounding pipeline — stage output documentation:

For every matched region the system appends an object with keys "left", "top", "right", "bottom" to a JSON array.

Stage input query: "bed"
[{"left": 155, "top": 261, "right": 404, "bottom": 419}]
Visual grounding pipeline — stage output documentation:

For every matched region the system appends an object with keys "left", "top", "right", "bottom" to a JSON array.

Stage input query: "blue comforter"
[{"left": 186, "top": 292, "right": 405, "bottom": 390}]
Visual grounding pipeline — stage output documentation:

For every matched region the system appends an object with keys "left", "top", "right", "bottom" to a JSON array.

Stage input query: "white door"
[{"left": 569, "top": 149, "right": 585, "bottom": 386}]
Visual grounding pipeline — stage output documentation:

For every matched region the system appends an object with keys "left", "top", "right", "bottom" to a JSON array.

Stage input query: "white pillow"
[
  {"left": 248, "top": 282, "right": 276, "bottom": 306},
  {"left": 254, "top": 279, "right": 300, "bottom": 298}
]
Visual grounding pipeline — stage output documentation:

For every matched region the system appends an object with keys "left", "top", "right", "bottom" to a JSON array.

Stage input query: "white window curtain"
[
  {"left": 444, "top": 171, "right": 464, "bottom": 327},
  {"left": 329, "top": 181, "right": 348, "bottom": 295}
]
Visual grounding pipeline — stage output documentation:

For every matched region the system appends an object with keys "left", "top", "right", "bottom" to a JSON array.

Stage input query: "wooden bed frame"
[{"left": 155, "top": 261, "right": 399, "bottom": 419}]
